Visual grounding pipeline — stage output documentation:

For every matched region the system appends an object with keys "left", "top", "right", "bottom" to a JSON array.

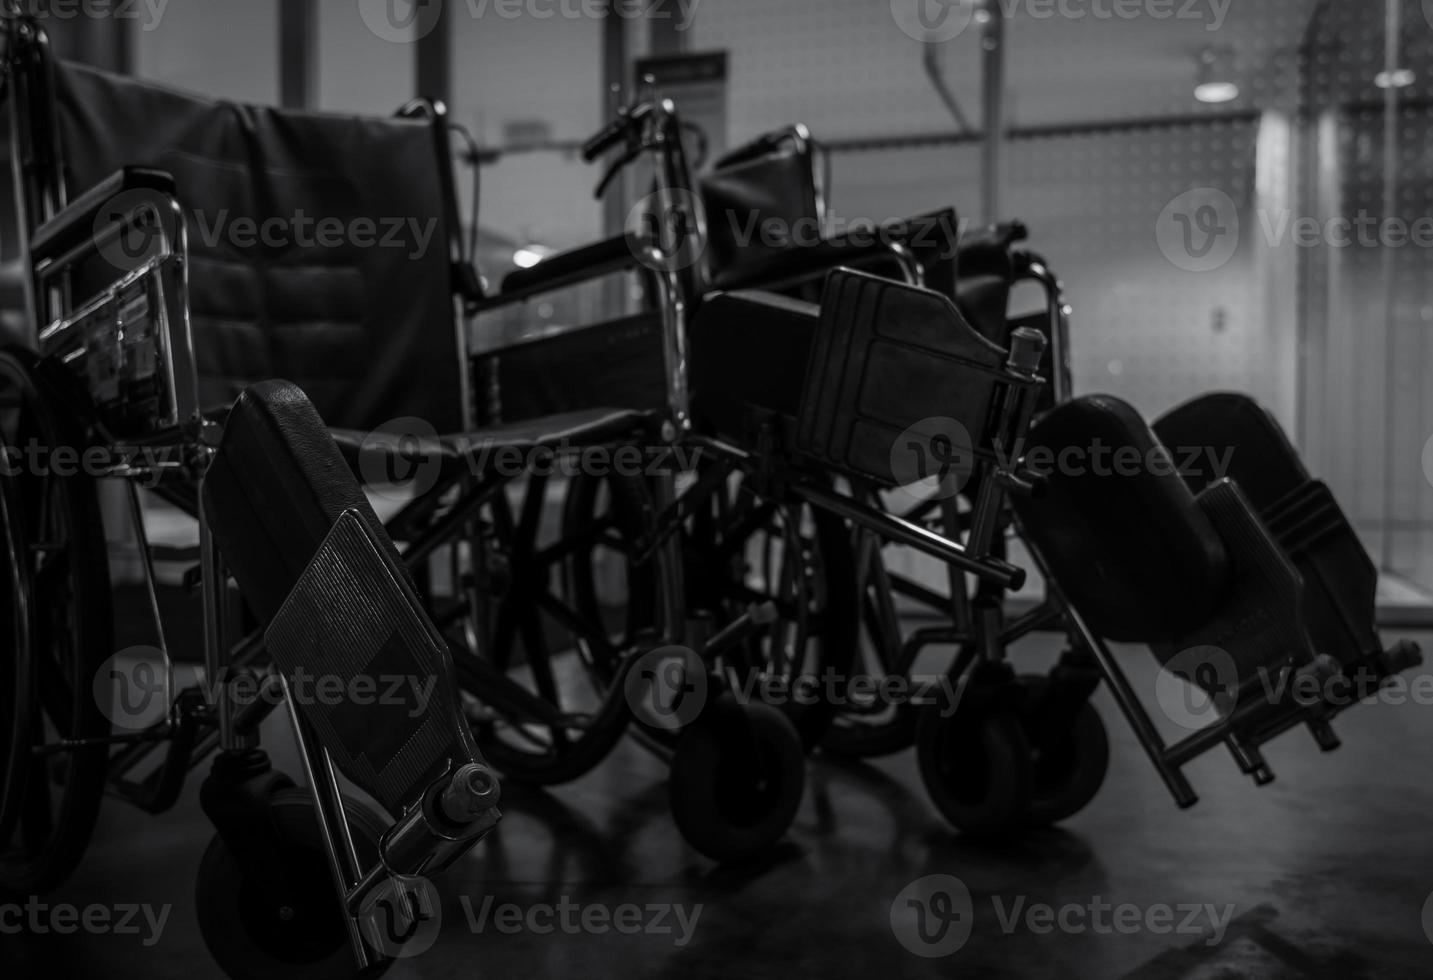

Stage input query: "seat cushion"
[
  {"left": 1013, "top": 394, "right": 1232, "bottom": 643},
  {"left": 328, "top": 407, "right": 656, "bottom": 485}
]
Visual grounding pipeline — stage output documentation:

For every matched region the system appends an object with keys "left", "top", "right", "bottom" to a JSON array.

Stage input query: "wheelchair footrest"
[{"left": 265, "top": 508, "right": 490, "bottom": 818}]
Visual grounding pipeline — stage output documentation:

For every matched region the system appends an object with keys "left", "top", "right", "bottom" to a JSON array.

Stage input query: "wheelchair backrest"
[
  {"left": 12, "top": 39, "right": 465, "bottom": 433},
  {"left": 1013, "top": 394, "right": 1233, "bottom": 643}
]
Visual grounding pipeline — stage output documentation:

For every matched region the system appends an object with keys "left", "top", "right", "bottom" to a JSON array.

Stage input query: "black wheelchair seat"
[
  {"left": 328, "top": 407, "right": 656, "bottom": 484},
  {"left": 1014, "top": 394, "right": 1232, "bottom": 643}
]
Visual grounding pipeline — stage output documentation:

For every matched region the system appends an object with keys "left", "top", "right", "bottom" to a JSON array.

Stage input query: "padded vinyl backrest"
[
  {"left": 51, "top": 61, "right": 462, "bottom": 432},
  {"left": 1012, "top": 395, "right": 1232, "bottom": 643}
]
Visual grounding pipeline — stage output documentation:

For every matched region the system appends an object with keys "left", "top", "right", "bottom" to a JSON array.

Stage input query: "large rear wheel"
[{"left": 0, "top": 350, "right": 113, "bottom": 894}]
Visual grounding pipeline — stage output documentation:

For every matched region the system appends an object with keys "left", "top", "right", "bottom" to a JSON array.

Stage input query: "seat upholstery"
[
  {"left": 953, "top": 221, "right": 1027, "bottom": 346},
  {"left": 53, "top": 61, "right": 464, "bottom": 433},
  {"left": 1013, "top": 394, "right": 1232, "bottom": 643},
  {"left": 328, "top": 407, "right": 654, "bottom": 483}
]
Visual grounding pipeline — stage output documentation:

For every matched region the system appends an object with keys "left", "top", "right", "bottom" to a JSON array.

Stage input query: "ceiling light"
[
  {"left": 1194, "top": 46, "right": 1238, "bottom": 105},
  {"left": 1194, "top": 81, "right": 1240, "bottom": 104},
  {"left": 512, "top": 245, "right": 552, "bottom": 269},
  {"left": 1375, "top": 69, "right": 1415, "bottom": 89}
]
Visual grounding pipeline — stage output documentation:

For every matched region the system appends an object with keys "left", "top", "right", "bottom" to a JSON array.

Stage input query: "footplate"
[{"left": 266, "top": 508, "right": 500, "bottom": 857}]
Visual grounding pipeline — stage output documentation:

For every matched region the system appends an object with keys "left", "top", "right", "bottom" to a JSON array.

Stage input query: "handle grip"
[{"left": 582, "top": 118, "right": 628, "bottom": 162}]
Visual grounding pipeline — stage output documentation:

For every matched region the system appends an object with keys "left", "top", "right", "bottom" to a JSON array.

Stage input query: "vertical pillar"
[
  {"left": 279, "top": 0, "right": 317, "bottom": 108},
  {"left": 980, "top": 0, "right": 1006, "bottom": 224}
]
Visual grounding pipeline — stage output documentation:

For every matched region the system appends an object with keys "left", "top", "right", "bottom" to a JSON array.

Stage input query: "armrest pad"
[
  {"left": 499, "top": 233, "right": 641, "bottom": 296},
  {"left": 30, "top": 167, "right": 177, "bottom": 263}
]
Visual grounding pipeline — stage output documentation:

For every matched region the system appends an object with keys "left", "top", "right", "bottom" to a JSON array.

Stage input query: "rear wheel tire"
[{"left": 0, "top": 350, "right": 112, "bottom": 895}]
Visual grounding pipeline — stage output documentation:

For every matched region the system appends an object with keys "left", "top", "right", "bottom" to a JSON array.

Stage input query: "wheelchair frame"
[{"left": 3, "top": 18, "right": 502, "bottom": 970}]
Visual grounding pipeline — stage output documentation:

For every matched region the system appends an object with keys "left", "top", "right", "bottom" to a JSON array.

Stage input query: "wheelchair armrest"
[
  {"left": 1155, "top": 478, "right": 1317, "bottom": 700},
  {"left": 710, "top": 226, "right": 922, "bottom": 292},
  {"left": 30, "top": 166, "right": 178, "bottom": 266},
  {"left": 491, "top": 233, "right": 645, "bottom": 304}
]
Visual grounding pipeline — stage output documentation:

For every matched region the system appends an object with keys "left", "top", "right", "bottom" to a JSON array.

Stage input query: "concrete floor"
[{"left": 4, "top": 632, "right": 1433, "bottom": 979}]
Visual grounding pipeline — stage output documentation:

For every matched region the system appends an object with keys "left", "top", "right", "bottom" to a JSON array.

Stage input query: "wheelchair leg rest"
[{"left": 1060, "top": 595, "right": 1200, "bottom": 809}]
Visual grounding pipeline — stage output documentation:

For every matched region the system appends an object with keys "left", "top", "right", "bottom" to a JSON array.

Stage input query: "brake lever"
[{"left": 592, "top": 142, "right": 646, "bottom": 200}]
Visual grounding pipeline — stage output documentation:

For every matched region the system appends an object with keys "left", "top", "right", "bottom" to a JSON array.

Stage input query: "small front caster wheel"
[
  {"left": 1020, "top": 676, "right": 1109, "bottom": 827},
  {"left": 196, "top": 788, "right": 393, "bottom": 980},
  {"left": 669, "top": 694, "right": 805, "bottom": 862},
  {"left": 916, "top": 705, "right": 1032, "bottom": 835}
]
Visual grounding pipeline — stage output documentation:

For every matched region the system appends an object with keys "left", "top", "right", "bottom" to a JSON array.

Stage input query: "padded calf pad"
[
  {"left": 1013, "top": 395, "right": 1231, "bottom": 643},
  {"left": 1153, "top": 393, "right": 1309, "bottom": 508},
  {"left": 202, "top": 379, "right": 398, "bottom": 624},
  {"left": 1155, "top": 392, "right": 1379, "bottom": 663}
]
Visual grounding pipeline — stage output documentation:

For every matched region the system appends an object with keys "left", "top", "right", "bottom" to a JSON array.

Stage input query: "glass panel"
[{"left": 133, "top": 0, "right": 279, "bottom": 103}]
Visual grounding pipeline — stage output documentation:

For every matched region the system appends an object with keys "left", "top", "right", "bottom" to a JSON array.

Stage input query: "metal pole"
[
  {"left": 1377, "top": 0, "right": 1400, "bottom": 571},
  {"left": 416, "top": 0, "right": 452, "bottom": 103},
  {"left": 279, "top": 0, "right": 317, "bottom": 109},
  {"left": 980, "top": 0, "right": 1006, "bottom": 224}
]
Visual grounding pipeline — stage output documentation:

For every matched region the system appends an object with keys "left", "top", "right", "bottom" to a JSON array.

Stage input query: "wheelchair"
[
  {"left": 0, "top": 15, "right": 524, "bottom": 978},
  {"left": 0, "top": 14, "right": 874, "bottom": 975}
]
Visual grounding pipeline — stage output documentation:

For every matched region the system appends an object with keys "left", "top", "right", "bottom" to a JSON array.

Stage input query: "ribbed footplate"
[{"left": 266, "top": 509, "right": 472, "bottom": 816}]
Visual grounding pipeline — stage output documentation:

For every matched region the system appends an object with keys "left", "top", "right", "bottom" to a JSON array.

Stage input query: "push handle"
[{"left": 582, "top": 116, "right": 630, "bottom": 161}]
